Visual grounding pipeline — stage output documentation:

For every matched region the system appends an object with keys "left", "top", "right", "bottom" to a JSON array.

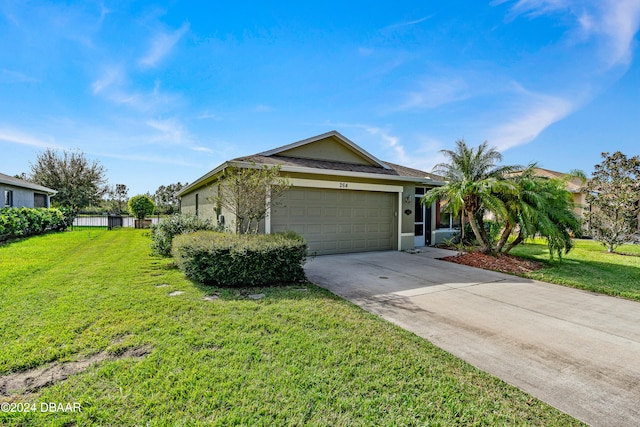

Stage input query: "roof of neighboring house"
[
  {"left": 530, "top": 167, "right": 586, "bottom": 193},
  {"left": 178, "top": 131, "right": 444, "bottom": 197},
  {"left": 0, "top": 172, "right": 57, "bottom": 195}
]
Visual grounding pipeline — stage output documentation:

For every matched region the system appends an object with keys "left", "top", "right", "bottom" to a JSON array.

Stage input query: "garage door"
[{"left": 271, "top": 187, "right": 397, "bottom": 255}]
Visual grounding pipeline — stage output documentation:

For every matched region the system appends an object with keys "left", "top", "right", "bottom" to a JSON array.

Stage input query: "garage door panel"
[{"left": 271, "top": 187, "right": 396, "bottom": 255}]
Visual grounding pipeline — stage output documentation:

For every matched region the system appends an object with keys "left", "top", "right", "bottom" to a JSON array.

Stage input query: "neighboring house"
[
  {"left": 178, "top": 130, "right": 457, "bottom": 255},
  {"left": 0, "top": 172, "right": 57, "bottom": 209},
  {"left": 529, "top": 168, "right": 589, "bottom": 217}
]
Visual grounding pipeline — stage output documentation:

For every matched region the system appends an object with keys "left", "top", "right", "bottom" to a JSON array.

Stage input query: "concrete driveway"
[{"left": 304, "top": 249, "right": 640, "bottom": 427}]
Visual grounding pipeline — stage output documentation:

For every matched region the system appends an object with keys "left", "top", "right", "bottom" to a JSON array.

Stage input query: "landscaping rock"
[
  {"left": 155, "top": 284, "right": 169, "bottom": 288},
  {"left": 168, "top": 291, "right": 184, "bottom": 297},
  {"left": 202, "top": 294, "right": 220, "bottom": 301},
  {"left": 248, "top": 293, "right": 265, "bottom": 300}
]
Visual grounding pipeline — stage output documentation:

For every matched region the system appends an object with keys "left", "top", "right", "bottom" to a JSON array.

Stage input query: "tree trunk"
[
  {"left": 496, "top": 222, "right": 513, "bottom": 253},
  {"left": 503, "top": 231, "right": 524, "bottom": 254},
  {"left": 466, "top": 210, "right": 489, "bottom": 252}
]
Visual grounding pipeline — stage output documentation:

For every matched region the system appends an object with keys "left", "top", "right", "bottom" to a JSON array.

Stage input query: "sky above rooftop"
[{"left": 1, "top": 0, "right": 639, "bottom": 196}]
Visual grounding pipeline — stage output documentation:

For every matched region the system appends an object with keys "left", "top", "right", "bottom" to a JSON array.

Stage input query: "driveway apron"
[{"left": 304, "top": 249, "right": 640, "bottom": 427}]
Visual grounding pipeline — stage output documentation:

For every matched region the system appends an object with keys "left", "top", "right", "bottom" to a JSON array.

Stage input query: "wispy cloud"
[
  {"left": 0, "top": 69, "right": 39, "bottom": 84},
  {"left": 488, "top": 92, "right": 574, "bottom": 151},
  {"left": 91, "top": 67, "right": 123, "bottom": 94},
  {"left": 139, "top": 22, "right": 190, "bottom": 68},
  {"left": 254, "top": 104, "right": 275, "bottom": 113},
  {"left": 381, "top": 16, "right": 431, "bottom": 32},
  {"left": 496, "top": 0, "right": 640, "bottom": 68},
  {"left": 0, "top": 128, "right": 60, "bottom": 149},
  {"left": 146, "top": 118, "right": 189, "bottom": 144},
  {"left": 92, "top": 69, "right": 180, "bottom": 112},
  {"left": 395, "top": 76, "right": 470, "bottom": 111}
]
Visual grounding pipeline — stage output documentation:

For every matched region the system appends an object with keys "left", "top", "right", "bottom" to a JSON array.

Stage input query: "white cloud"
[
  {"left": 91, "top": 67, "right": 123, "bottom": 94},
  {"left": 0, "top": 128, "right": 60, "bottom": 149},
  {"left": 488, "top": 93, "right": 574, "bottom": 151},
  {"left": 255, "top": 104, "right": 275, "bottom": 113},
  {"left": 497, "top": 0, "right": 640, "bottom": 68},
  {"left": 396, "top": 77, "right": 470, "bottom": 110},
  {"left": 0, "top": 69, "right": 39, "bottom": 84},
  {"left": 381, "top": 16, "right": 431, "bottom": 32},
  {"left": 139, "top": 22, "right": 190, "bottom": 68},
  {"left": 146, "top": 118, "right": 189, "bottom": 144}
]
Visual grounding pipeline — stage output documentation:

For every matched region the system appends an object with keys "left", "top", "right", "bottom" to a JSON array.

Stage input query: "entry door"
[{"left": 414, "top": 188, "right": 431, "bottom": 246}]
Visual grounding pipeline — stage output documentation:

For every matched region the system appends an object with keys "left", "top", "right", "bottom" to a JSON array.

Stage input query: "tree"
[
  {"left": 422, "top": 139, "right": 518, "bottom": 252},
  {"left": 585, "top": 152, "right": 640, "bottom": 253},
  {"left": 107, "top": 184, "right": 129, "bottom": 214},
  {"left": 153, "top": 182, "right": 185, "bottom": 214},
  {"left": 214, "top": 165, "right": 290, "bottom": 234},
  {"left": 496, "top": 166, "right": 580, "bottom": 258},
  {"left": 30, "top": 148, "right": 108, "bottom": 208},
  {"left": 128, "top": 195, "right": 155, "bottom": 220}
]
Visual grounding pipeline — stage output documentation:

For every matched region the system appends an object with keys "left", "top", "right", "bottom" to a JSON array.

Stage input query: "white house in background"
[
  {"left": 178, "top": 131, "right": 460, "bottom": 255},
  {"left": 0, "top": 172, "right": 56, "bottom": 209}
]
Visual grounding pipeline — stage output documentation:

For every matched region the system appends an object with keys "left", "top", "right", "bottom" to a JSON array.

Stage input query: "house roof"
[
  {"left": 178, "top": 131, "right": 443, "bottom": 197},
  {"left": 530, "top": 167, "right": 586, "bottom": 193},
  {"left": 0, "top": 172, "right": 57, "bottom": 195}
]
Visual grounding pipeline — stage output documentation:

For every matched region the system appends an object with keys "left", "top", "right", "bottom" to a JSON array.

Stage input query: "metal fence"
[{"left": 72, "top": 215, "right": 161, "bottom": 230}]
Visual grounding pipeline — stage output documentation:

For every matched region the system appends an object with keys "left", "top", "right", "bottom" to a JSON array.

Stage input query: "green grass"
[
  {"left": 0, "top": 229, "right": 582, "bottom": 426},
  {"left": 510, "top": 238, "right": 640, "bottom": 300}
]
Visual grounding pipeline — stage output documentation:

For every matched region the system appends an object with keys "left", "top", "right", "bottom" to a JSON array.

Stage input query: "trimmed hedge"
[
  {"left": 0, "top": 207, "right": 72, "bottom": 242},
  {"left": 150, "top": 213, "right": 223, "bottom": 256},
  {"left": 172, "top": 231, "right": 307, "bottom": 286}
]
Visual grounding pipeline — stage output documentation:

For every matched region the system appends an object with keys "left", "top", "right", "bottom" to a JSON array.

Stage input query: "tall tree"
[
  {"left": 585, "top": 152, "right": 640, "bottom": 253},
  {"left": 496, "top": 166, "right": 580, "bottom": 258},
  {"left": 105, "top": 184, "right": 129, "bottom": 214},
  {"left": 215, "top": 165, "right": 290, "bottom": 234},
  {"left": 422, "top": 139, "right": 517, "bottom": 252},
  {"left": 154, "top": 182, "right": 185, "bottom": 214},
  {"left": 30, "top": 148, "right": 108, "bottom": 208}
]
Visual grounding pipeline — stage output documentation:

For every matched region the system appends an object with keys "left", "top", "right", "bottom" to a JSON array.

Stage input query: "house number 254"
[{"left": 339, "top": 182, "right": 348, "bottom": 188}]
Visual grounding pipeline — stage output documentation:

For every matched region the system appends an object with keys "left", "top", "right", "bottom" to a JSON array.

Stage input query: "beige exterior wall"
[
  {"left": 180, "top": 167, "right": 434, "bottom": 252},
  {"left": 278, "top": 138, "right": 376, "bottom": 166},
  {"left": 573, "top": 192, "right": 588, "bottom": 217}
]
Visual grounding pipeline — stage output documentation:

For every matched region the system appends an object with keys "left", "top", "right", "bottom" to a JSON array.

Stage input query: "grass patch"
[
  {"left": 510, "top": 238, "right": 640, "bottom": 300},
  {"left": 0, "top": 229, "right": 582, "bottom": 425}
]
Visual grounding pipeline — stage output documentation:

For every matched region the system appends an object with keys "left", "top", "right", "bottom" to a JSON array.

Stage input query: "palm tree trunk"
[
  {"left": 496, "top": 222, "right": 513, "bottom": 253},
  {"left": 466, "top": 210, "right": 489, "bottom": 252},
  {"left": 503, "top": 230, "right": 524, "bottom": 254}
]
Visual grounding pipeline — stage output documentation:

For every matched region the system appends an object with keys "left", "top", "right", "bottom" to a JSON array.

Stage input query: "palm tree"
[
  {"left": 422, "top": 140, "right": 517, "bottom": 252},
  {"left": 496, "top": 166, "right": 580, "bottom": 258}
]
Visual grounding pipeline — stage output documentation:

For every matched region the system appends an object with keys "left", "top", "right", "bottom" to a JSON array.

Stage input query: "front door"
[{"left": 414, "top": 188, "right": 431, "bottom": 247}]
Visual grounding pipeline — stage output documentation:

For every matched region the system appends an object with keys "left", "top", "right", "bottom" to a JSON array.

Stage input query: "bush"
[
  {"left": 0, "top": 208, "right": 70, "bottom": 242},
  {"left": 150, "top": 213, "right": 222, "bottom": 256},
  {"left": 128, "top": 195, "right": 155, "bottom": 220},
  {"left": 172, "top": 231, "right": 307, "bottom": 286}
]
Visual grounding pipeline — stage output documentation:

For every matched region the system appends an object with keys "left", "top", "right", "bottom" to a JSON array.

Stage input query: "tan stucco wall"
[
  {"left": 573, "top": 192, "right": 588, "bottom": 217},
  {"left": 278, "top": 137, "right": 376, "bottom": 166},
  {"left": 180, "top": 168, "right": 436, "bottom": 250}
]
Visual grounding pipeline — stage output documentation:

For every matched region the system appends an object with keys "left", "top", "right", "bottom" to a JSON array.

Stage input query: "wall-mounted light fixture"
[{"left": 404, "top": 195, "right": 413, "bottom": 204}]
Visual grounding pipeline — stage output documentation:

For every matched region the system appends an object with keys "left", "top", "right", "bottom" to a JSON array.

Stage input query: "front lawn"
[
  {"left": 510, "top": 238, "right": 640, "bottom": 300},
  {"left": 0, "top": 229, "right": 581, "bottom": 425}
]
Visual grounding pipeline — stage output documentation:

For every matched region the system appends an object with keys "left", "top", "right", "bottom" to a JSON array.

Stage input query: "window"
[
  {"left": 439, "top": 211, "right": 461, "bottom": 229},
  {"left": 195, "top": 194, "right": 199, "bottom": 217},
  {"left": 34, "top": 193, "right": 47, "bottom": 208},
  {"left": 4, "top": 190, "right": 13, "bottom": 207},
  {"left": 438, "top": 199, "right": 461, "bottom": 229}
]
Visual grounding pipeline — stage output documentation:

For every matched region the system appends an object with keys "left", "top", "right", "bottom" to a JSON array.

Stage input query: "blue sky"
[{"left": 1, "top": 0, "right": 639, "bottom": 196}]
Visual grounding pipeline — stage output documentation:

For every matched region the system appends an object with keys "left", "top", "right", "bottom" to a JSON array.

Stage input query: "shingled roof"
[{"left": 0, "top": 172, "right": 57, "bottom": 194}]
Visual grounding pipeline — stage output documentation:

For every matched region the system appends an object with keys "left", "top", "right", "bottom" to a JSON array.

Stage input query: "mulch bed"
[{"left": 440, "top": 252, "right": 545, "bottom": 275}]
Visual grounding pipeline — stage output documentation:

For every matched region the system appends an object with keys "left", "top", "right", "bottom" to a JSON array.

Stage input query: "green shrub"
[
  {"left": 0, "top": 208, "right": 70, "bottom": 242},
  {"left": 128, "top": 195, "right": 155, "bottom": 220},
  {"left": 172, "top": 231, "right": 307, "bottom": 286},
  {"left": 150, "top": 213, "right": 222, "bottom": 256}
]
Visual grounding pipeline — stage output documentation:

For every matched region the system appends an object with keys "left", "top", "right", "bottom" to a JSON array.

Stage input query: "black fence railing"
[{"left": 71, "top": 215, "right": 161, "bottom": 230}]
